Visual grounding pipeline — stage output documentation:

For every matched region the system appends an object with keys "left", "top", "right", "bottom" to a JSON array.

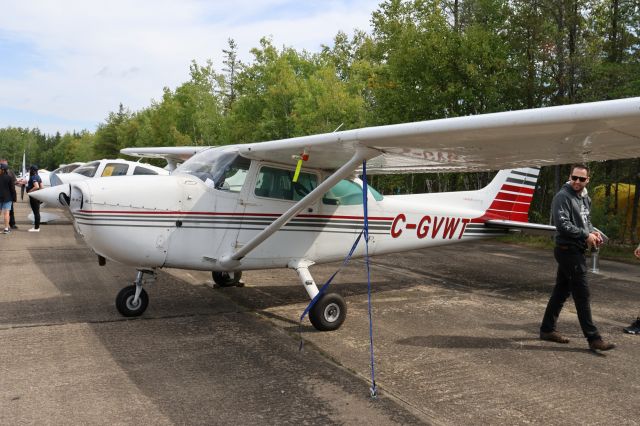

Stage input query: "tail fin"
[{"left": 477, "top": 167, "right": 540, "bottom": 223}]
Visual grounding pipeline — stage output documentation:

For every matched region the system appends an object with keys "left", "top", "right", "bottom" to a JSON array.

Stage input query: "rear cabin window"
[
  {"left": 102, "top": 163, "right": 129, "bottom": 177},
  {"left": 133, "top": 166, "right": 158, "bottom": 175},
  {"left": 255, "top": 166, "right": 317, "bottom": 201},
  {"left": 322, "top": 180, "right": 384, "bottom": 205}
]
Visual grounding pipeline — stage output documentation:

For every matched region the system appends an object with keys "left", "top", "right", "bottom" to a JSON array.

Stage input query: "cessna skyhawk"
[{"left": 31, "top": 97, "right": 640, "bottom": 331}]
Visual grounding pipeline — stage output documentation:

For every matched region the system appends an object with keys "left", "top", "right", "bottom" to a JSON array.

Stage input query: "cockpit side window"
[
  {"left": 218, "top": 157, "right": 250, "bottom": 192},
  {"left": 102, "top": 163, "right": 129, "bottom": 177},
  {"left": 175, "top": 148, "right": 250, "bottom": 192},
  {"left": 255, "top": 166, "right": 317, "bottom": 201},
  {"left": 133, "top": 166, "right": 158, "bottom": 175}
]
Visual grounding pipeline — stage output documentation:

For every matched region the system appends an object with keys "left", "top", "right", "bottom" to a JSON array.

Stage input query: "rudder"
[{"left": 478, "top": 167, "right": 540, "bottom": 223}]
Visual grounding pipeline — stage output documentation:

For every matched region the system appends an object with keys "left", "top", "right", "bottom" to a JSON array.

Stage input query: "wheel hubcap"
[
  {"left": 126, "top": 295, "right": 141, "bottom": 310},
  {"left": 324, "top": 303, "right": 340, "bottom": 323}
]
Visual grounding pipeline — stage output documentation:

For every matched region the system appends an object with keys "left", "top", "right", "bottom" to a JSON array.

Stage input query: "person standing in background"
[
  {"left": 0, "top": 159, "right": 18, "bottom": 229},
  {"left": 0, "top": 163, "right": 17, "bottom": 234},
  {"left": 26, "top": 165, "right": 42, "bottom": 233},
  {"left": 623, "top": 245, "right": 640, "bottom": 334}
]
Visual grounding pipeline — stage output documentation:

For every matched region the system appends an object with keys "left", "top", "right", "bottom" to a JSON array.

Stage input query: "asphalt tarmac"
[{"left": 1, "top": 197, "right": 639, "bottom": 425}]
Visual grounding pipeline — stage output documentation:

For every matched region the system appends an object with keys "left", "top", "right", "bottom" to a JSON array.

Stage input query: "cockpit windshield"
[
  {"left": 174, "top": 147, "right": 250, "bottom": 191},
  {"left": 74, "top": 161, "right": 100, "bottom": 177}
]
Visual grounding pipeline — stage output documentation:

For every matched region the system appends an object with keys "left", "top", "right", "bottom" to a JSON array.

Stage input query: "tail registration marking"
[{"left": 391, "top": 214, "right": 471, "bottom": 240}]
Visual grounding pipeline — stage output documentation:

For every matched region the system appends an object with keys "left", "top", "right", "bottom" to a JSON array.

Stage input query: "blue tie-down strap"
[
  {"left": 298, "top": 160, "right": 377, "bottom": 398},
  {"left": 298, "top": 231, "right": 363, "bottom": 350},
  {"left": 361, "top": 160, "right": 377, "bottom": 398}
]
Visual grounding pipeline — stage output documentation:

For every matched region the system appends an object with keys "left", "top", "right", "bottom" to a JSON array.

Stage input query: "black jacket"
[
  {"left": 551, "top": 182, "right": 595, "bottom": 249},
  {"left": 0, "top": 173, "right": 17, "bottom": 203},
  {"left": 7, "top": 168, "right": 16, "bottom": 186}
]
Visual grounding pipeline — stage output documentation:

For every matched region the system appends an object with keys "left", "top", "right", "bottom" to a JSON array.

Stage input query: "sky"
[{"left": 0, "top": 0, "right": 380, "bottom": 135}]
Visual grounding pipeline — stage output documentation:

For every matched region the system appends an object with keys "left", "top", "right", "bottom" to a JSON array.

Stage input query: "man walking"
[{"left": 539, "top": 164, "right": 616, "bottom": 351}]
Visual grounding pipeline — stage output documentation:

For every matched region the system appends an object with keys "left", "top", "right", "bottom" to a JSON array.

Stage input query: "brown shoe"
[
  {"left": 589, "top": 339, "right": 616, "bottom": 351},
  {"left": 540, "top": 331, "right": 570, "bottom": 344}
]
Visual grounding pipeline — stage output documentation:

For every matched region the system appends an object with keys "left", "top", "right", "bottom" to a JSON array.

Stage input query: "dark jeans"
[
  {"left": 540, "top": 246, "right": 601, "bottom": 342},
  {"left": 29, "top": 196, "right": 41, "bottom": 229},
  {"left": 9, "top": 202, "right": 15, "bottom": 227}
]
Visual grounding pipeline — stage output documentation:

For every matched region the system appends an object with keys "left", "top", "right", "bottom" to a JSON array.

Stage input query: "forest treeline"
[{"left": 1, "top": 0, "right": 640, "bottom": 241}]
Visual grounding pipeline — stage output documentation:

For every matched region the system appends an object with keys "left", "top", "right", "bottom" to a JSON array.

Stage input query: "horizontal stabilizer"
[{"left": 485, "top": 219, "right": 555, "bottom": 236}]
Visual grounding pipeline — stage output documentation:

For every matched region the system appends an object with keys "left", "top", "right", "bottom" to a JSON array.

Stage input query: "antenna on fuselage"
[{"left": 333, "top": 123, "right": 344, "bottom": 132}]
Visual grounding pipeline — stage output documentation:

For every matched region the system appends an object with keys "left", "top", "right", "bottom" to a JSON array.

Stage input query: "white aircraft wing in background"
[{"left": 120, "top": 146, "right": 210, "bottom": 171}]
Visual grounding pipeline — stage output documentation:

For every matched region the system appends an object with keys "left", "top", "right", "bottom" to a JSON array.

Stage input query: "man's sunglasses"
[{"left": 571, "top": 175, "right": 588, "bottom": 182}]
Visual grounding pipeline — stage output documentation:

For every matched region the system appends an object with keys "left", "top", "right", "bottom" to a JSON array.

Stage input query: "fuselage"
[{"left": 66, "top": 157, "right": 508, "bottom": 272}]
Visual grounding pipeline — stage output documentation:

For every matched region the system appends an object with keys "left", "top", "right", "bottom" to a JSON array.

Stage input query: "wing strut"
[{"left": 218, "top": 148, "right": 378, "bottom": 269}]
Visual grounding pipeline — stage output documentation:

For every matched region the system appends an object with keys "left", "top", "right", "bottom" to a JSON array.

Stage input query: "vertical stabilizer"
[{"left": 477, "top": 167, "right": 540, "bottom": 222}]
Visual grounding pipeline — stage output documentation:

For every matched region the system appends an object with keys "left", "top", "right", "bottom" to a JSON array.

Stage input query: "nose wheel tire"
[
  {"left": 115, "top": 285, "right": 149, "bottom": 317},
  {"left": 309, "top": 293, "right": 347, "bottom": 331},
  {"left": 212, "top": 271, "right": 243, "bottom": 287}
]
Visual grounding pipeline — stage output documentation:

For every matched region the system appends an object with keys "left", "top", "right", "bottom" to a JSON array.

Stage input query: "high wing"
[
  {"left": 236, "top": 97, "right": 640, "bottom": 173},
  {"left": 120, "top": 98, "right": 640, "bottom": 173}
]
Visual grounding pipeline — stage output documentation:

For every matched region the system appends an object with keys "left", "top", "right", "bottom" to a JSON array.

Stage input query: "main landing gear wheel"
[
  {"left": 212, "top": 271, "right": 243, "bottom": 287},
  {"left": 309, "top": 292, "right": 347, "bottom": 331},
  {"left": 115, "top": 285, "right": 149, "bottom": 317}
]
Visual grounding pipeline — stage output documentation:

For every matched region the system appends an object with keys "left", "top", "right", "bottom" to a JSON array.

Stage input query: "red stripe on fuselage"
[{"left": 78, "top": 210, "right": 394, "bottom": 221}]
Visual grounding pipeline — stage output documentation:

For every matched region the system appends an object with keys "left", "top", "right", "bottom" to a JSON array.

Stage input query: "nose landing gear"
[{"left": 115, "top": 269, "right": 155, "bottom": 317}]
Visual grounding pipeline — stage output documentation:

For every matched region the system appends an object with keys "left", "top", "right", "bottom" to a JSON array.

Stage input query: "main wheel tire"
[
  {"left": 309, "top": 293, "right": 347, "bottom": 331},
  {"left": 115, "top": 285, "right": 149, "bottom": 317},
  {"left": 212, "top": 271, "right": 243, "bottom": 287}
]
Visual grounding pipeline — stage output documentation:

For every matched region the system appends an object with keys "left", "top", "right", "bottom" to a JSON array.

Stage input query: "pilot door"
[
  {"left": 237, "top": 162, "right": 320, "bottom": 267},
  {"left": 164, "top": 155, "right": 252, "bottom": 270}
]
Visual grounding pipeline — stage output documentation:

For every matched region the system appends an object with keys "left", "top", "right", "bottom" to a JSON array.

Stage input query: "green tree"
[{"left": 93, "top": 103, "right": 132, "bottom": 159}]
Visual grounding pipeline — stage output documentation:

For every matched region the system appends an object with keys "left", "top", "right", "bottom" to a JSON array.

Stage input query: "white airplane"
[
  {"left": 31, "top": 97, "right": 640, "bottom": 331},
  {"left": 31, "top": 159, "right": 168, "bottom": 224},
  {"left": 36, "top": 159, "right": 170, "bottom": 213},
  {"left": 38, "top": 169, "right": 52, "bottom": 187},
  {"left": 49, "top": 158, "right": 168, "bottom": 187},
  {"left": 51, "top": 161, "right": 86, "bottom": 175}
]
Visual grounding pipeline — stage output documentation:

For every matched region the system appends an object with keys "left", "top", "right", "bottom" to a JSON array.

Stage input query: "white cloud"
[{"left": 0, "top": 0, "right": 379, "bottom": 134}]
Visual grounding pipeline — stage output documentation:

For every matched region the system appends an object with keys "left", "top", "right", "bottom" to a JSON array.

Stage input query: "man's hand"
[
  {"left": 634, "top": 246, "right": 640, "bottom": 260},
  {"left": 586, "top": 232, "right": 603, "bottom": 249}
]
